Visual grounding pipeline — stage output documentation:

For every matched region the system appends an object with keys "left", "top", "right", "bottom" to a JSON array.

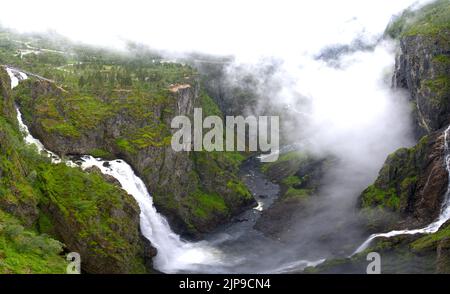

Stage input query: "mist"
[{"left": 0, "top": 0, "right": 437, "bottom": 272}]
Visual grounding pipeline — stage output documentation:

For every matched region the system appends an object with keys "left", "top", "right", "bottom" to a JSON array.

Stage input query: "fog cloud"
[{"left": 0, "top": 0, "right": 436, "bottom": 272}]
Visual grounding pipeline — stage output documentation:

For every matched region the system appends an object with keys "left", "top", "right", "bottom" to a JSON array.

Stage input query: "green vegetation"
[
  {"left": 188, "top": 190, "right": 227, "bottom": 219},
  {"left": 280, "top": 176, "right": 312, "bottom": 199},
  {"left": 0, "top": 70, "right": 148, "bottom": 272},
  {"left": 361, "top": 185, "right": 400, "bottom": 210},
  {"left": 260, "top": 151, "right": 327, "bottom": 205},
  {"left": 227, "top": 180, "right": 253, "bottom": 200},
  {"left": 0, "top": 210, "right": 66, "bottom": 274},
  {"left": 385, "top": 0, "right": 450, "bottom": 38},
  {"left": 200, "top": 90, "right": 222, "bottom": 117},
  {"left": 361, "top": 136, "right": 429, "bottom": 213},
  {"left": 433, "top": 54, "right": 450, "bottom": 65},
  {"left": 411, "top": 223, "right": 450, "bottom": 251},
  {"left": 115, "top": 138, "right": 136, "bottom": 154},
  {"left": 284, "top": 187, "right": 311, "bottom": 199},
  {"left": 423, "top": 76, "right": 450, "bottom": 107},
  {"left": 260, "top": 151, "right": 307, "bottom": 173},
  {"left": 88, "top": 148, "right": 113, "bottom": 159},
  {"left": 1, "top": 24, "right": 255, "bottom": 252},
  {"left": 281, "top": 175, "right": 301, "bottom": 186}
]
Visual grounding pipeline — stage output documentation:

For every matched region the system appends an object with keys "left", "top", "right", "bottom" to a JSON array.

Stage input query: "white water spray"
[
  {"left": 6, "top": 66, "right": 324, "bottom": 273},
  {"left": 5, "top": 66, "right": 226, "bottom": 273},
  {"left": 79, "top": 156, "right": 224, "bottom": 272},
  {"left": 354, "top": 125, "right": 450, "bottom": 254}
]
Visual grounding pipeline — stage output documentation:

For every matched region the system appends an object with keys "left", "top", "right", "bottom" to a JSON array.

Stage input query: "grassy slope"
[
  {"left": 385, "top": 0, "right": 450, "bottom": 39},
  {"left": 0, "top": 67, "right": 147, "bottom": 273},
  {"left": 1, "top": 28, "right": 252, "bottom": 238}
]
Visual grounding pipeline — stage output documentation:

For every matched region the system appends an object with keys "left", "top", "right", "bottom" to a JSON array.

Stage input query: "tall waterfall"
[
  {"left": 78, "top": 156, "right": 223, "bottom": 272},
  {"left": 5, "top": 66, "right": 222, "bottom": 273},
  {"left": 354, "top": 125, "right": 450, "bottom": 254}
]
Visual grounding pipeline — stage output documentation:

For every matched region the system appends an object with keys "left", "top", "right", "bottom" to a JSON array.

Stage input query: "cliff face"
[
  {"left": 15, "top": 72, "right": 254, "bottom": 238},
  {"left": 359, "top": 131, "right": 448, "bottom": 232},
  {"left": 337, "top": 0, "right": 450, "bottom": 273},
  {"left": 360, "top": 0, "right": 450, "bottom": 231},
  {"left": 393, "top": 34, "right": 450, "bottom": 138},
  {"left": 0, "top": 67, "right": 153, "bottom": 273},
  {"left": 390, "top": 0, "right": 450, "bottom": 138},
  {"left": 313, "top": 1, "right": 450, "bottom": 273}
]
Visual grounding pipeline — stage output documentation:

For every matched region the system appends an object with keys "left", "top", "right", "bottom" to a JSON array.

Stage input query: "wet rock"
[
  {"left": 359, "top": 129, "right": 449, "bottom": 231},
  {"left": 393, "top": 35, "right": 450, "bottom": 138},
  {"left": 16, "top": 74, "right": 254, "bottom": 239}
]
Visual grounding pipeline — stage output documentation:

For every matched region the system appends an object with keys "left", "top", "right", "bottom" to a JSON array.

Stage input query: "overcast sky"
[{"left": 0, "top": 0, "right": 430, "bottom": 58}]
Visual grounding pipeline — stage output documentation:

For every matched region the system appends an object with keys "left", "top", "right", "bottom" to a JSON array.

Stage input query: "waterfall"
[
  {"left": 78, "top": 156, "right": 223, "bottom": 272},
  {"left": 5, "top": 66, "right": 222, "bottom": 273},
  {"left": 5, "top": 66, "right": 329, "bottom": 273},
  {"left": 354, "top": 125, "right": 450, "bottom": 254}
]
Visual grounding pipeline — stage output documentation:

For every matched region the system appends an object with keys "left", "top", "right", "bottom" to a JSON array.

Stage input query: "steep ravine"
[
  {"left": 13, "top": 71, "right": 255, "bottom": 239},
  {"left": 7, "top": 66, "right": 320, "bottom": 274},
  {"left": 310, "top": 0, "right": 450, "bottom": 273},
  {"left": 2, "top": 67, "right": 155, "bottom": 273}
]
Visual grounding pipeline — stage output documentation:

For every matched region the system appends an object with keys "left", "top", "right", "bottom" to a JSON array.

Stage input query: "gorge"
[{"left": 0, "top": 0, "right": 449, "bottom": 274}]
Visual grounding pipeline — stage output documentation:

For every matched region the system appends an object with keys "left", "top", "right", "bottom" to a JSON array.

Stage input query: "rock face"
[
  {"left": 343, "top": 0, "right": 450, "bottom": 273},
  {"left": 360, "top": 0, "right": 450, "bottom": 231},
  {"left": 393, "top": 35, "right": 450, "bottom": 138},
  {"left": 359, "top": 131, "right": 448, "bottom": 231},
  {"left": 0, "top": 67, "right": 153, "bottom": 273},
  {"left": 389, "top": 0, "right": 450, "bottom": 139},
  {"left": 255, "top": 152, "right": 334, "bottom": 238},
  {"left": 40, "top": 165, "right": 157, "bottom": 274},
  {"left": 15, "top": 75, "right": 254, "bottom": 238}
]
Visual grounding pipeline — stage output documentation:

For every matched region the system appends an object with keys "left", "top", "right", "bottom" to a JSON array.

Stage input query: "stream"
[
  {"left": 7, "top": 58, "right": 450, "bottom": 273},
  {"left": 6, "top": 66, "right": 324, "bottom": 274}
]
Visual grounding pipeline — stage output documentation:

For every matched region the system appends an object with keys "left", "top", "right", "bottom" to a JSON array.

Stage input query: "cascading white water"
[
  {"left": 6, "top": 65, "right": 324, "bottom": 273},
  {"left": 7, "top": 67, "right": 64, "bottom": 164},
  {"left": 5, "top": 66, "right": 224, "bottom": 273},
  {"left": 78, "top": 156, "right": 224, "bottom": 272},
  {"left": 354, "top": 125, "right": 450, "bottom": 254}
]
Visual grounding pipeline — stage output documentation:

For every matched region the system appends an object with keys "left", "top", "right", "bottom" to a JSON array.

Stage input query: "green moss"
[
  {"left": 284, "top": 187, "right": 311, "bottom": 199},
  {"left": 362, "top": 135, "right": 430, "bottom": 213},
  {"left": 37, "top": 212, "right": 53, "bottom": 234},
  {"left": 282, "top": 175, "right": 301, "bottom": 186},
  {"left": 65, "top": 94, "right": 113, "bottom": 130},
  {"left": 221, "top": 151, "right": 247, "bottom": 169},
  {"left": 422, "top": 76, "right": 450, "bottom": 106},
  {"left": 411, "top": 223, "right": 450, "bottom": 251},
  {"left": 43, "top": 120, "right": 80, "bottom": 138},
  {"left": 88, "top": 148, "right": 113, "bottom": 159},
  {"left": 115, "top": 138, "right": 136, "bottom": 154},
  {"left": 2, "top": 27, "right": 253, "bottom": 244},
  {"left": 361, "top": 185, "right": 400, "bottom": 210},
  {"left": 189, "top": 189, "right": 228, "bottom": 219},
  {"left": 385, "top": 0, "right": 450, "bottom": 38},
  {"left": 433, "top": 54, "right": 450, "bottom": 65},
  {"left": 261, "top": 151, "right": 307, "bottom": 173},
  {"left": 0, "top": 210, "right": 66, "bottom": 274},
  {"left": 304, "top": 257, "right": 352, "bottom": 274},
  {"left": 277, "top": 151, "right": 307, "bottom": 163},
  {"left": 200, "top": 91, "right": 222, "bottom": 117},
  {"left": 0, "top": 110, "right": 147, "bottom": 272},
  {"left": 129, "top": 124, "right": 172, "bottom": 149},
  {"left": 227, "top": 180, "right": 253, "bottom": 200}
]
